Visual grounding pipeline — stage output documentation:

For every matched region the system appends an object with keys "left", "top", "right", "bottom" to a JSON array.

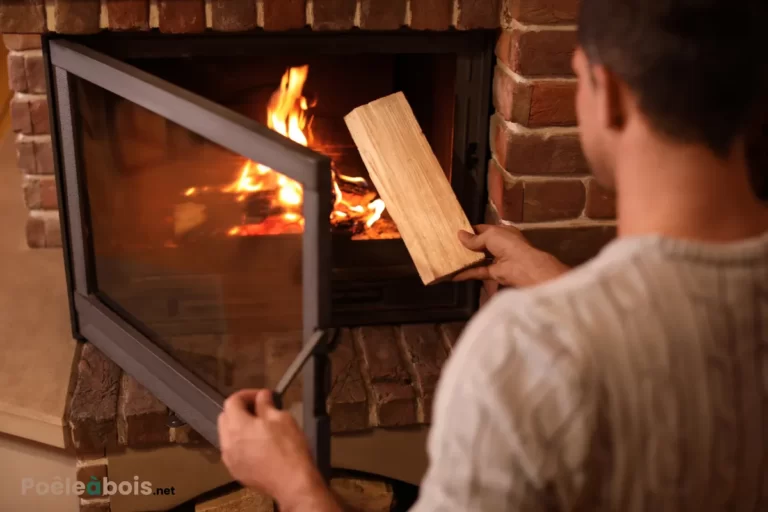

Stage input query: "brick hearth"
[{"left": 67, "top": 324, "right": 462, "bottom": 511}]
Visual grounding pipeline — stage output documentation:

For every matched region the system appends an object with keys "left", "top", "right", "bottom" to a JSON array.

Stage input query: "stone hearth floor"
[{"left": 0, "top": 132, "right": 79, "bottom": 448}]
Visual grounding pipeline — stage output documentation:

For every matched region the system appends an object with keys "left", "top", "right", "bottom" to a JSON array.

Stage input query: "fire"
[{"left": 178, "top": 65, "right": 396, "bottom": 239}]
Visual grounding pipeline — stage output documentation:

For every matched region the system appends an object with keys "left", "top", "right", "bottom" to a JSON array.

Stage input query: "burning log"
[
  {"left": 333, "top": 171, "right": 373, "bottom": 199},
  {"left": 345, "top": 92, "right": 485, "bottom": 284},
  {"left": 171, "top": 63, "right": 402, "bottom": 241}
]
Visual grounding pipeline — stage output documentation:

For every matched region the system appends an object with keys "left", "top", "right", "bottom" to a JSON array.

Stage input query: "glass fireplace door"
[{"left": 47, "top": 39, "right": 332, "bottom": 470}]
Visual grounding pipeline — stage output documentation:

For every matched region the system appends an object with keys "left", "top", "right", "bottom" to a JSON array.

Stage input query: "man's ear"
[{"left": 592, "top": 65, "right": 626, "bottom": 131}]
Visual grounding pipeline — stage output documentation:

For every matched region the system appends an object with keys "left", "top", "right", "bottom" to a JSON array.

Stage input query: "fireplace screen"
[
  {"left": 45, "top": 32, "right": 493, "bottom": 476},
  {"left": 49, "top": 39, "right": 332, "bottom": 468}
]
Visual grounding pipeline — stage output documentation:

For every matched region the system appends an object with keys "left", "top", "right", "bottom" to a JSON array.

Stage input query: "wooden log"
[
  {"left": 330, "top": 477, "right": 394, "bottom": 512},
  {"left": 344, "top": 92, "right": 485, "bottom": 285}
]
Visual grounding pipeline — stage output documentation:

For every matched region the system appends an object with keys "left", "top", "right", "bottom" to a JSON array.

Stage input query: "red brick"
[
  {"left": 68, "top": 343, "right": 121, "bottom": 453},
  {"left": 3, "top": 35, "right": 41, "bottom": 51},
  {"left": 523, "top": 225, "right": 616, "bottom": 266},
  {"left": 8, "top": 52, "right": 27, "bottom": 92},
  {"left": 438, "top": 322, "right": 465, "bottom": 351},
  {"left": 354, "top": 326, "right": 417, "bottom": 427},
  {"left": 494, "top": 68, "right": 577, "bottom": 127},
  {"left": 10, "top": 97, "right": 31, "bottom": 133},
  {"left": 312, "top": 0, "right": 356, "bottom": 30},
  {"left": 211, "top": 0, "right": 256, "bottom": 31},
  {"left": 22, "top": 175, "right": 40, "bottom": 209},
  {"left": 45, "top": 213, "right": 62, "bottom": 246},
  {"left": 16, "top": 137, "right": 36, "bottom": 172},
  {"left": 29, "top": 96, "right": 49, "bottom": 134},
  {"left": 54, "top": 0, "right": 101, "bottom": 34},
  {"left": 26, "top": 213, "right": 46, "bottom": 248},
  {"left": 328, "top": 329, "right": 369, "bottom": 433},
  {"left": 76, "top": 464, "right": 107, "bottom": 496},
  {"left": 117, "top": 373, "right": 169, "bottom": 447},
  {"left": 497, "top": 28, "right": 577, "bottom": 77},
  {"left": 359, "top": 0, "right": 405, "bottom": 29},
  {"left": 410, "top": 0, "right": 453, "bottom": 30},
  {"left": 106, "top": 0, "right": 149, "bottom": 30},
  {"left": 263, "top": 0, "right": 305, "bottom": 30},
  {"left": 26, "top": 211, "right": 60, "bottom": 248},
  {"left": 522, "top": 179, "right": 585, "bottom": 221},
  {"left": 585, "top": 178, "right": 616, "bottom": 219},
  {"left": 23, "top": 176, "right": 58, "bottom": 210},
  {"left": 24, "top": 52, "right": 46, "bottom": 93},
  {"left": 399, "top": 325, "right": 449, "bottom": 423},
  {"left": 488, "top": 159, "right": 523, "bottom": 222},
  {"left": 80, "top": 502, "right": 110, "bottom": 512},
  {"left": 158, "top": 0, "right": 205, "bottom": 33},
  {"left": 457, "top": 0, "right": 500, "bottom": 28},
  {"left": 503, "top": 0, "right": 580, "bottom": 25},
  {"left": 493, "top": 119, "right": 588, "bottom": 175},
  {"left": 529, "top": 81, "right": 577, "bottom": 127},
  {"left": 0, "top": 0, "right": 45, "bottom": 33},
  {"left": 40, "top": 176, "right": 58, "bottom": 209},
  {"left": 493, "top": 67, "right": 528, "bottom": 124},
  {"left": 34, "top": 137, "right": 55, "bottom": 174}
]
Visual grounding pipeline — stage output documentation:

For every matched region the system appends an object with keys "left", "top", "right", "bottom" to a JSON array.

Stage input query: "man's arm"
[
  {"left": 218, "top": 390, "right": 342, "bottom": 512},
  {"left": 411, "top": 296, "right": 595, "bottom": 511}
]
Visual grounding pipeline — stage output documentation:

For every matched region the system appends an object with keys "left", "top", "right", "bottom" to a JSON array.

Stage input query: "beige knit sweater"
[{"left": 412, "top": 231, "right": 768, "bottom": 511}]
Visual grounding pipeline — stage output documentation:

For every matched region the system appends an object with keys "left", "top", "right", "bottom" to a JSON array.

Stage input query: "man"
[{"left": 218, "top": 0, "right": 768, "bottom": 509}]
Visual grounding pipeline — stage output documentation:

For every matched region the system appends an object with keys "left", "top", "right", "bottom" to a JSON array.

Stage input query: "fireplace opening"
[
  {"left": 72, "top": 33, "right": 494, "bottom": 329},
  {"left": 46, "top": 32, "right": 493, "bottom": 462}
]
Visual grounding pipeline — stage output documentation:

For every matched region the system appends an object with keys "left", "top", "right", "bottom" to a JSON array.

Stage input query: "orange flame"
[{"left": 185, "top": 65, "right": 393, "bottom": 238}]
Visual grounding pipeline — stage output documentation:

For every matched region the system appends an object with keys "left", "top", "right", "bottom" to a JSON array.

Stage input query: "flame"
[{"left": 181, "top": 65, "right": 396, "bottom": 239}]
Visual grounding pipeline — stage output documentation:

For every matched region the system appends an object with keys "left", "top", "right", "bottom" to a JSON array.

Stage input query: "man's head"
[{"left": 573, "top": 0, "right": 766, "bottom": 189}]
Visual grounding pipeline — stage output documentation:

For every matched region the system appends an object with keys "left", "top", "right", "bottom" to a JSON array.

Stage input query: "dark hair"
[{"left": 578, "top": 0, "right": 767, "bottom": 158}]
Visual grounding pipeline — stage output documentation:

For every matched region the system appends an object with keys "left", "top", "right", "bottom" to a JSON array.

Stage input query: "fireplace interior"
[
  {"left": 75, "top": 33, "right": 492, "bottom": 332},
  {"left": 46, "top": 32, "right": 493, "bottom": 469}
]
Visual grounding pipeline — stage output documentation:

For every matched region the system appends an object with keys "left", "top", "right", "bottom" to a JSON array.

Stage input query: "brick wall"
[
  {"left": 484, "top": 0, "right": 616, "bottom": 301},
  {"left": 4, "top": 34, "right": 60, "bottom": 248},
  {"left": 2, "top": 0, "right": 616, "bottom": 265},
  {"left": 0, "top": 0, "right": 503, "bottom": 33}
]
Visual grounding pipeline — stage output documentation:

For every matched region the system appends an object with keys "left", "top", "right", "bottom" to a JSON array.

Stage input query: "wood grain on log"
[
  {"left": 345, "top": 92, "right": 485, "bottom": 285},
  {"left": 330, "top": 477, "right": 394, "bottom": 512}
]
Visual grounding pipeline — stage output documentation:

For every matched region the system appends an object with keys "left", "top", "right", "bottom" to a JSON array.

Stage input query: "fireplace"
[{"left": 45, "top": 31, "right": 493, "bottom": 476}]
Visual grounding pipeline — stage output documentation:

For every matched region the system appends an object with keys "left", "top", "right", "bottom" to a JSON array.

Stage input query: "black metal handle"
[{"left": 242, "top": 329, "right": 328, "bottom": 417}]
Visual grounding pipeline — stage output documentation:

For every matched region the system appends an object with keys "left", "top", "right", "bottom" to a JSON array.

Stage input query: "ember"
[{"left": 179, "top": 65, "right": 399, "bottom": 240}]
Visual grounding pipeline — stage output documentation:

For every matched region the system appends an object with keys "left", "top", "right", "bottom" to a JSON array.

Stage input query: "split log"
[{"left": 344, "top": 92, "right": 484, "bottom": 285}]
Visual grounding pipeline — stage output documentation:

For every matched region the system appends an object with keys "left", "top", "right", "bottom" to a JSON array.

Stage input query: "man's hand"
[
  {"left": 454, "top": 224, "right": 570, "bottom": 287},
  {"left": 218, "top": 389, "right": 340, "bottom": 512}
]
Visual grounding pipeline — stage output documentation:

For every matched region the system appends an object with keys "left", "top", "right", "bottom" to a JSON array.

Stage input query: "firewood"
[{"left": 344, "top": 92, "right": 485, "bottom": 285}]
